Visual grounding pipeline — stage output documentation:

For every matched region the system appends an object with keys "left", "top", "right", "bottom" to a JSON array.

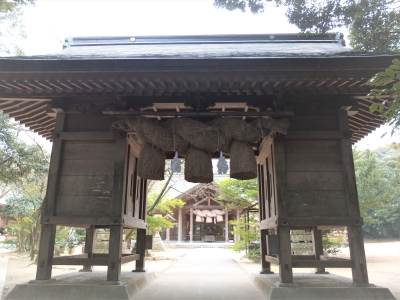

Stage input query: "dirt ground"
[{"left": 1, "top": 240, "right": 399, "bottom": 300}]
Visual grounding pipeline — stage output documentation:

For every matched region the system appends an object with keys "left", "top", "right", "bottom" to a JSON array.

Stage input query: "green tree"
[
  {"left": 216, "top": 178, "right": 259, "bottom": 258},
  {"left": 2, "top": 143, "right": 49, "bottom": 259},
  {"left": 214, "top": 0, "right": 400, "bottom": 52},
  {"left": 353, "top": 148, "right": 392, "bottom": 224},
  {"left": 0, "top": 0, "right": 35, "bottom": 55},
  {"left": 216, "top": 178, "right": 258, "bottom": 209},
  {"left": 354, "top": 144, "right": 400, "bottom": 238},
  {"left": 367, "top": 58, "right": 400, "bottom": 131},
  {"left": 0, "top": 112, "right": 49, "bottom": 260},
  {"left": 146, "top": 180, "right": 184, "bottom": 234}
]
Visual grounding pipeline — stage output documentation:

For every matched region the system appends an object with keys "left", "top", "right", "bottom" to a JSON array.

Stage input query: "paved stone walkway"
[{"left": 132, "top": 248, "right": 265, "bottom": 300}]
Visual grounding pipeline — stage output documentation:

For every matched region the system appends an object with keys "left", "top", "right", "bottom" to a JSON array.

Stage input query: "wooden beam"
[
  {"left": 123, "top": 215, "right": 147, "bottom": 229},
  {"left": 261, "top": 216, "right": 363, "bottom": 228},
  {"left": 57, "top": 131, "right": 117, "bottom": 141},
  {"left": 103, "top": 110, "right": 294, "bottom": 117},
  {"left": 286, "top": 131, "right": 352, "bottom": 140},
  {"left": 53, "top": 257, "right": 108, "bottom": 266},
  {"left": 265, "top": 255, "right": 279, "bottom": 265},
  {"left": 292, "top": 260, "right": 353, "bottom": 268},
  {"left": 41, "top": 216, "right": 113, "bottom": 226},
  {"left": 291, "top": 255, "right": 315, "bottom": 261},
  {"left": 121, "top": 254, "right": 141, "bottom": 264}
]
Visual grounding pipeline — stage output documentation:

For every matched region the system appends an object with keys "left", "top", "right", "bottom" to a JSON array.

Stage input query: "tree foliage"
[
  {"left": 354, "top": 144, "right": 400, "bottom": 238},
  {"left": 146, "top": 181, "right": 184, "bottom": 234},
  {"left": 214, "top": 0, "right": 400, "bottom": 52},
  {"left": 216, "top": 178, "right": 258, "bottom": 209},
  {"left": 1, "top": 112, "right": 49, "bottom": 259},
  {"left": 0, "top": 0, "right": 35, "bottom": 55},
  {"left": 367, "top": 58, "right": 400, "bottom": 131}
]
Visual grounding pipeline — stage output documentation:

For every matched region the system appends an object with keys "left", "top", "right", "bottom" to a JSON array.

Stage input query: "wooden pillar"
[
  {"left": 36, "top": 111, "right": 65, "bottom": 281},
  {"left": 80, "top": 226, "right": 96, "bottom": 272},
  {"left": 312, "top": 226, "right": 328, "bottom": 274},
  {"left": 189, "top": 208, "right": 193, "bottom": 243},
  {"left": 274, "top": 137, "right": 293, "bottom": 283},
  {"left": 107, "top": 137, "right": 126, "bottom": 282},
  {"left": 225, "top": 209, "right": 229, "bottom": 243},
  {"left": 178, "top": 207, "right": 182, "bottom": 243},
  {"left": 107, "top": 225, "right": 123, "bottom": 281},
  {"left": 135, "top": 178, "right": 148, "bottom": 272},
  {"left": 36, "top": 224, "right": 56, "bottom": 280},
  {"left": 235, "top": 209, "right": 240, "bottom": 242},
  {"left": 338, "top": 110, "right": 369, "bottom": 284},
  {"left": 135, "top": 228, "right": 146, "bottom": 272},
  {"left": 260, "top": 229, "right": 274, "bottom": 274},
  {"left": 166, "top": 228, "right": 170, "bottom": 245}
]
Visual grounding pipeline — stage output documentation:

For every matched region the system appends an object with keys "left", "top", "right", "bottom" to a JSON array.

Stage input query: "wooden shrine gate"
[{"left": 0, "top": 34, "right": 395, "bottom": 290}]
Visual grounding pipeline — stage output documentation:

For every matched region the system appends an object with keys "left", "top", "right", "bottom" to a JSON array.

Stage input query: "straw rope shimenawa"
[
  {"left": 111, "top": 116, "right": 290, "bottom": 183},
  {"left": 137, "top": 142, "right": 166, "bottom": 180},
  {"left": 165, "top": 118, "right": 231, "bottom": 153},
  {"left": 125, "top": 116, "right": 188, "bottom": 154}
]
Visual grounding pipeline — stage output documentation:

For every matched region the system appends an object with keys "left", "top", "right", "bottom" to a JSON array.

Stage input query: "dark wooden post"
[
  {"left": 178, "top": 208, "right": 182, "bottom": 243},
  {"left": 80, "top": 226, "right": 96, "bottom": 272},
  {"left": 36, "top": 111, "right": 65, "bottom": 281},
  {"left": 260, "top": 229, "right": 274, "bottom": 274},
  {"left": 135, "top": 228, "right": 146, "bottom": 272},
  {"left": 338, "top": 110, "right": 369, "bottom": 284},
  {"left": 189, "top": 208, "right": 193, "bottom": 243},
  {"left": 312, "top": 226, "right": 328, "bottom": 274},
  {"left": 274, "top": 137, "right": 293, "bottom": 283},
  {"left": 135, "top": 178, "right": 147, "bottom": 272},
  {"left": 107, "top": 138, "right": 126, "bottom": 282},
  {"left": 225, "top": 209, "right": 229, "bottom": 243}
]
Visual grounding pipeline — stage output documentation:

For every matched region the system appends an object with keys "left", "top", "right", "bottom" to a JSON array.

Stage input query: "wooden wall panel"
[
  {"left": 63, "top": 141, "right": 116, "bottom": 160},
  {"left": 285, "top": 153, "right": 342, "bottom": 172},
  {"left": 287, "top": 115, "right": 339, "bottom": 131},
  {"left": 64, "top": 115, "right": 119, "bottom": 132},
  {"left": 56, "top": 140, "right": 116, "bottom": 216},
  {"left": 60, "top": 159, "right": 114, "bottom": 176},
  {"left": 55, "top": 196, "right": 112, "bottom": 216},
  {"left": 294, "top": 104, "right": 341, "bottom": 116},
  {"left": 58, "top": 175, "right": 113, "bottom": 196},
  {"left": 284, "top": 140, "right": 341, "bottom": 154},
  {"left": 287, "top": 191, "right": 347, "bottom": 217},
  {"left": 286, "top": 172, "right": 344, "bottom": 191}
]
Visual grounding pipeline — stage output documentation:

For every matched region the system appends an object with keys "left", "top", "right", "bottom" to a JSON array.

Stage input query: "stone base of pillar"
[
  {"left": 6, "top": 271, "right": 156, "bottom": 300},
  {"left": 250, "top": 273, "right": 395, "bottom": 300}
]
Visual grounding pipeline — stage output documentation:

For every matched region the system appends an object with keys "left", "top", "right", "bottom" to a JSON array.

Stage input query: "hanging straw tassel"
[
  {"left": 230, "top": 140, "right": 257, "bottom": 180},
  {"left": 137, "top": 142, "right": 165, "bottom": 180},
  {"left": 184, "top": 146, "right": 213, "bottom": 183}
]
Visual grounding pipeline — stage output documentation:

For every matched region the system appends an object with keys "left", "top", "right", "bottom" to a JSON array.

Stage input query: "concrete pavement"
[{"left": 132, "top": 248, "right": 265, "bottom": 300}]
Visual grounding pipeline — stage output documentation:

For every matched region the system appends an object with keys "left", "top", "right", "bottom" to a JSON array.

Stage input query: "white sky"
[{"left": 16, "top": 0, "right": 399, "bottom": 150}]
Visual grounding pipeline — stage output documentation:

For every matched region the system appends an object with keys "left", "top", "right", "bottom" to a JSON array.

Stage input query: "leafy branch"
[{"left": 367, "top": 58, "right": 400, "bottom": 131}]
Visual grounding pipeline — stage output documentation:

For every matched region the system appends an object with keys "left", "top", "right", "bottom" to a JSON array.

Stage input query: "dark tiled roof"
[{"left": 9, "top": 33, "right": 360, "bottom": 60}]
